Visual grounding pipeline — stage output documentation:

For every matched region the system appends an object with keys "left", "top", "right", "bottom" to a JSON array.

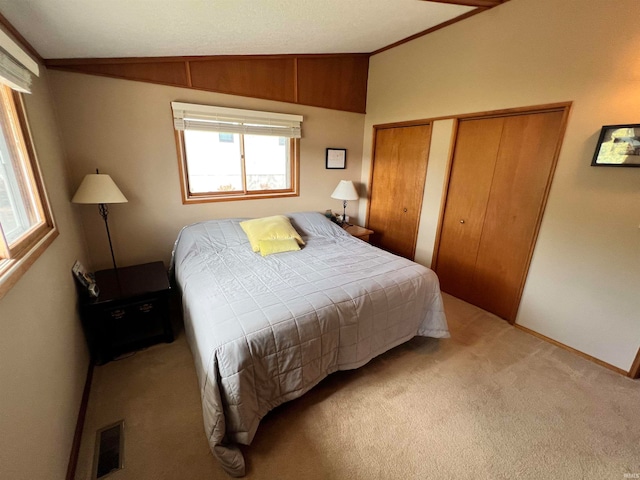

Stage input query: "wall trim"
[
  {"left": 515, "top": 324, "right": 628, "bottom": 377},
  {"left": 372, "top": 102, "right": 573, "bottom": 130},
  {"left": 372, "top": 0, "right": 511, "bottom": 55},
  {"left": 424, "top": 0, "right": 506, "bottom": 6},
  {"left": 629, "top": 347, "right": 640, "bottom": 379},
  {"left": 371, "top": 8, "right": 486, "bottom": 56},
  {"left": 65, "top": 362, "right": 94, "bottom": 480}
]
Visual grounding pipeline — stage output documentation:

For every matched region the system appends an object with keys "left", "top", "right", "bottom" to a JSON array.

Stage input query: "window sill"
[
  {"left": 182, "top": 190, "right": 300, "bottom": 204},
  {"left": 0, "top": 227, "right": 59, "bottom": 301}
]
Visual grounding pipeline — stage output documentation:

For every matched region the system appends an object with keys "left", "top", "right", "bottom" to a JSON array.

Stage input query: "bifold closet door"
[
  {"left": 367, "top": 124, "right": 431, "bottom": 259},
  {"left": 434, "top": 117, "right": 504, "bottom": 301},
  {"left": 436, "top": 109, "right": 565, "bottom": 322}
]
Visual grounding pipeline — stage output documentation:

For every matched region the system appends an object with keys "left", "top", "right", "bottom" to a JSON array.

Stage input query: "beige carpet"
[{"left": 75, "top": 294, "right": 640, "bottom": 480}]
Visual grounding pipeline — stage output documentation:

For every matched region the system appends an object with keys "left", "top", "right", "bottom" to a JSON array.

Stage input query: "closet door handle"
[
  {"left": 403, "top": 208, "right": 408, "bottom": 213},
  {"left": 460, "top": 219, "right": 465, "bottom": 224}
]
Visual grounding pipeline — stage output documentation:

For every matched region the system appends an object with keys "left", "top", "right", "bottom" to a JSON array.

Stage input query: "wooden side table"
[
  {"left": 343, "top": 224, "right": 374, "bottom": 243},
  {"left": 79, "top": 261, "right": 173, "bottom": 365}
]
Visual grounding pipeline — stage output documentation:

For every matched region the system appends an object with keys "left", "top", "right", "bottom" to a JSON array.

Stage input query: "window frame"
[
  {"left": 0, "top": 85, "right": 57, "bottom": 298},
  {"left": 174, "top": 129, "right": 300, "bottom": 204}
]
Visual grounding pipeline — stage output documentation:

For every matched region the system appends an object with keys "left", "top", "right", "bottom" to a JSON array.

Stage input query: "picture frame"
[
  {"left": 591, "top": 124, "right": 640, "bottom": 167},
  {"left": 326, "top": 148, "right": 346, "bottom": 169}
]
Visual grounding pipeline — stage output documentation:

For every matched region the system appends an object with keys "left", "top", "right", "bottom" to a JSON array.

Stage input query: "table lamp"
[{"left": 331, "top": 180, "right": 359, "bottom": 226}]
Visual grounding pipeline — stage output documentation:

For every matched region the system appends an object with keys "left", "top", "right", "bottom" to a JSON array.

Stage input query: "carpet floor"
[{"left": 74, "top": 294, "right": 640, "bottom": 480}]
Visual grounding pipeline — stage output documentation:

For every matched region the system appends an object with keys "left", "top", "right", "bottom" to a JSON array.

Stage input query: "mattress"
[{"left": 172, "top": 212, "right": 449, "bottom": 476}]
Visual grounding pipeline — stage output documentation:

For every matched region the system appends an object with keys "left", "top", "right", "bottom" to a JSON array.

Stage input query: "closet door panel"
[
  {"left": 470, "top": 110, "right": 565, "bottom": 320},
  {"left": 367, "top": 127, "right": 402, "bottom": 249},
  {"left": 367, "top": 124, "right": 431, "bottom": 259},
  {"left": 435, "top": 117, "right": 504, "bottom": 300}
]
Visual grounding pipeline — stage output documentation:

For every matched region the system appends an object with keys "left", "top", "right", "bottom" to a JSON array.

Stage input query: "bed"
[{"left": 172, "top": 212, "right": 449, "bottom": 476}]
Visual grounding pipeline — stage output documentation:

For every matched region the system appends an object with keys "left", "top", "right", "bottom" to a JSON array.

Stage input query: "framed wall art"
[
  {"left": 326, "top": 148, "right": 346, "bottom": 169},
  {"left": 591, "top": 124, "right": 640, "bottom": 167}
]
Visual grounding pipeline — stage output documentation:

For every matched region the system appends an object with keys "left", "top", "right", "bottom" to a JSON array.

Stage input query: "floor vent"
[{"left": 93, "top": 420, "right": 124, "bottom": 479}]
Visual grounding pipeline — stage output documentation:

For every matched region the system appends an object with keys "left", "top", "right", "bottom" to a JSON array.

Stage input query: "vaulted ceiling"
[{"left": 0, "top": 0, "right": 508, "bottom": 60}]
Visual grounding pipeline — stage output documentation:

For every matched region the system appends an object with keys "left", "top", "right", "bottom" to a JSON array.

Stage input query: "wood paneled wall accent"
[
  {"left": 189, "top": 56, "right": 296, "bottom": 103},
  {"left": 297, "top": 56, "right": 369, "bottom": 113},
  {"left": 45, "top": 54, "right": 370, "bottom": 113},
  {"left": 46, "top": 59, "right": 190, "bottom": 87}
]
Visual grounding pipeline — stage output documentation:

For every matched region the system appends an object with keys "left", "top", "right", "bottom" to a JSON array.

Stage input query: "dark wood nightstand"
[
  {"left": 79, "top": 261, "right": 174, "bottom": 365},
  {"left": 343, "top": 224, "right": 374, "bottom": 243}
]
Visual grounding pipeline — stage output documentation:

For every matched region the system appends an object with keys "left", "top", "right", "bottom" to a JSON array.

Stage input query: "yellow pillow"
[
  {"left": 239, "top": 215, "right": 305, "bottom": 252},
  {"left": 259, "top": 238, "right": 301, "bottom": 257}
]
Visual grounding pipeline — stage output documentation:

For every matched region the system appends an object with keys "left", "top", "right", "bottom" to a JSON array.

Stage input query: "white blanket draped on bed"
[{"left": 172, "top": 212, "right": 449, "bottom": 476}]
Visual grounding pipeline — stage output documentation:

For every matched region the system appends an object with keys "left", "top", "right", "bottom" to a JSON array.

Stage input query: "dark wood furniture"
[{"left": 79, "top": 261, "right": 173, "bottom": 365}]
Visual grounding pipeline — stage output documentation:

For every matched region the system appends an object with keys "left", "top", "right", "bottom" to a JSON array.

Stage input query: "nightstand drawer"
[
  {"left": 99, "top": 296, "right": 169, "bottom": 353},
  {"left": 103, "top": 297, "right": 163, "bottom": 321}
]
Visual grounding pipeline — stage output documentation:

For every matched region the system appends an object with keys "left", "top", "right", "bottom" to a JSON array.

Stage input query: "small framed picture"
[
  {"left": 326, "top": 148, "right": 346, "bottom": 169},
  {"left": 591, "top": 124, "right": 640, "bottom": 167}
]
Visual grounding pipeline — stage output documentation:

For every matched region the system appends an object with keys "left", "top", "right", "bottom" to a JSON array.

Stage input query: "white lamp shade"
[
  {"left": 330, "top": 180, "right": 359, "bottom": 201},
  {"left": 71, "top": 174, "right": 128, "bottom": 204}
]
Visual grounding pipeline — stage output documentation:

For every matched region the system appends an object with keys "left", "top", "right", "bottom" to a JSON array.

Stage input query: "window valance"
[
  {"left": 171, "top": 102, "right": 302, "bottom": 138},
  {"left": 0, "top": 29, "right": 39, "bottom": 93}
]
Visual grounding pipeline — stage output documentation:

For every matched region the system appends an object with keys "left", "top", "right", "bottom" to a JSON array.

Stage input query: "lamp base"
[{"left": 337, "top": 214, "right": 350, "bottom": 225}]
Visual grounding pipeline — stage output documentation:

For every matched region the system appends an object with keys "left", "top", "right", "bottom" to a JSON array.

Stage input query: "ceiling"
[{"left": 0, "top": 0, "right": 477, "bottom": 59}]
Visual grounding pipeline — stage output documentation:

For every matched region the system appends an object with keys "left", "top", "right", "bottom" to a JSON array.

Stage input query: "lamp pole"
[{"left": 98, "top": 202, "right": 118, "bottom": 271}]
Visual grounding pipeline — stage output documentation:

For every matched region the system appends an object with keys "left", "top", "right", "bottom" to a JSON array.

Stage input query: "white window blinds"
[
  {"left": 171, "top": 102, "right": 302, "bottom": 138},
  {"left": 0, "top": 29, "right": 39, "bottom": 94}
]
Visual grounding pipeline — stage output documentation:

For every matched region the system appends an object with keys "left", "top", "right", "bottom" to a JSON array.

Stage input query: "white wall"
[
  {"left": 48, "top": 72, "right": 365, "bottom": 271},
  {"left": 362, "top": 0, "right": 640, "bottom": 371},
  {"left": 414, "top": 119, "right": 454, "bottom": 268},
  {"left": 0, "top": 67, "right": 91, "bottom": 479}
]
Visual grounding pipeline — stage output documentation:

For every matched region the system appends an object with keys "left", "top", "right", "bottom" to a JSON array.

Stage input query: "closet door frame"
[
  {"left": 431, "top": 102, "right": 572, "bottom": 324},
  {"left": 366, "top": 120, "right": 432, "bottom": 260}
]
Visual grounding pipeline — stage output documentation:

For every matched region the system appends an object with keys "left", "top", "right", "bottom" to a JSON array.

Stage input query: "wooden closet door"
[
  {"left": 435, "top": 117, "right": 504, "bottom": 300},
  {"left": 367, "top": 124, "right": 431, "bottom": 259},
  {"left": 469, "top": 110, "right": 565, "bottom": 320},
  {"left": 435, "top": 108, "right": 565, "bottom": 323}
]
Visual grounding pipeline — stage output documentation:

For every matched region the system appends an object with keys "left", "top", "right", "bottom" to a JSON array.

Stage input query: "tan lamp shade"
[
  {"left": 330, "top": 180, "right": 359, "bottom": 201},
  {"left": 72, "top": 174, "right": 128, "bottom": 204}
]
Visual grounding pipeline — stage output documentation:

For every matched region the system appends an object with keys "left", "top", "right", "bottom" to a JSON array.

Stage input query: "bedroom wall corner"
[
  {"left": 361, "top": 0, "right": 640, "bottom": 371},
  {"left": 0, "top": 65, "right": 91, "bottom": 479}
]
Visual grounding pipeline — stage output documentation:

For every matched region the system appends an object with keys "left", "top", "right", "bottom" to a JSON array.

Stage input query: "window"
[
  {"left": 0, "top": 84, "right": 56, "bottom": 296},
  {"left": 171, "top": 102, "right": 302, "bottom": 203}
]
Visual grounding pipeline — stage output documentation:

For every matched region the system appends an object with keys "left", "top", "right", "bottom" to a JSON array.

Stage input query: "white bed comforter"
[{"left": 172, "top": 212, "right": 449, "bottom": 476}]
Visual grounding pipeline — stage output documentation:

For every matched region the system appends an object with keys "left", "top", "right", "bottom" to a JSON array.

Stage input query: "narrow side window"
[{"left": 0, "top": 84, "right": 57, "bottom": 297}]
